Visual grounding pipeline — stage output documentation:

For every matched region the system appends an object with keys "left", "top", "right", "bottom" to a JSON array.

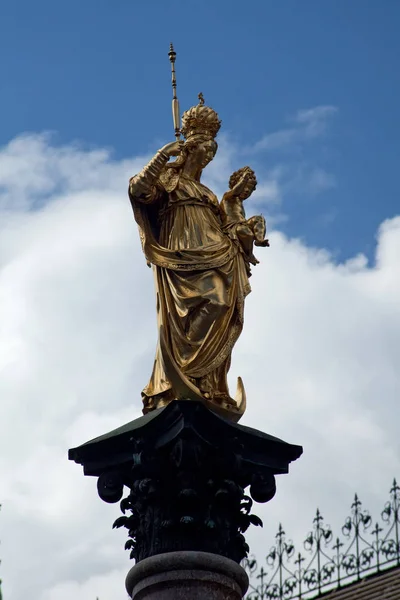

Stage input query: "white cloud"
[
  {"left": 307, "top": 167, "right": 336, "bottom": 194},
  {"left": 250, "top": 105, "right": 337, "bottom": 153},
  {"left": 41, "top": 567, "right": 128, "bottom": 600},
  {"left": 295, "top": 105, "right": 337, "bottom": 133},
  {"left": 240, "top": 105, "right": 337, "bottom": 218},
  {"left": 0, "top": 133, "right": 398, "bottom": 600},
  {"left": 249, "top": 180, "right": 281, "bottom": 205}
]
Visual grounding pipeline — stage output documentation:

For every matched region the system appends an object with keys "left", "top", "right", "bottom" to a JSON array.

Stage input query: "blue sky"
[
  {"left": 1, "top": 0, "right": 400, "bottom": 261},
  {"left": 1, "top": 4, "right": 400, "bottom": 599}
]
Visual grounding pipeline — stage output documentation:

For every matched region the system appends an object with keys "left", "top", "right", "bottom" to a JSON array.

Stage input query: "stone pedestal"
[
  {"left": 125, "top": 551, "right": 249, "bottom": 600},
  {"left": 69, "top": 400, "right": 302, "bottom": 564}
]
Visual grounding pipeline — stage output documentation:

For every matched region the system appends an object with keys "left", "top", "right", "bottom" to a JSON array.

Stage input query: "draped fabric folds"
[{"left": 129, "top": 169, "right": 251, "bottom": 412}]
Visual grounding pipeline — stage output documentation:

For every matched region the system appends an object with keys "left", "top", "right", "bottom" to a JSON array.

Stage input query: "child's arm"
[{"left": 220, "top": 189, "right": 235, "bottom": 205}]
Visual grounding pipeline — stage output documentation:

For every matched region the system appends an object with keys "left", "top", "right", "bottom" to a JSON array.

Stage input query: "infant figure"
[{"left": 220, "top": 166, "right": 269, "bottom": 268}]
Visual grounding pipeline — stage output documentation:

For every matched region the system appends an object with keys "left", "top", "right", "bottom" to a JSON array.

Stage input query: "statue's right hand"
[{"left": 161, "top": 140, "right": 184, "bottom": 157}]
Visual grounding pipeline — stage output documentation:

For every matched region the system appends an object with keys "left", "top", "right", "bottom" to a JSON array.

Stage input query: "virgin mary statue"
[{"left": 129, "top": 96, "right": 261, "bottom": 422}]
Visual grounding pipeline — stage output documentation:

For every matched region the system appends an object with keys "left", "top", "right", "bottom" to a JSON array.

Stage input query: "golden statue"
[{"left": 128, "top": 46, "right": 269, "bottom": 422}]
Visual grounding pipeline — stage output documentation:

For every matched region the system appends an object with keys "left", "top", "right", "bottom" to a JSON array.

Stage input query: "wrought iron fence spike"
[{"left": 244, "top": 477, "right": 400, "bottom": 600}]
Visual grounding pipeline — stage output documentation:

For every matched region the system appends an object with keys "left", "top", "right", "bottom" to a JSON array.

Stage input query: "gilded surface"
[{"left": 128, "top": 97, "right": 269, "bottom": 421}]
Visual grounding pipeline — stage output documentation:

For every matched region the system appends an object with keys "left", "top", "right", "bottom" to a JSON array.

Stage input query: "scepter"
[{"left": 168, "top": 43, "right": 181, "bottom": 139}]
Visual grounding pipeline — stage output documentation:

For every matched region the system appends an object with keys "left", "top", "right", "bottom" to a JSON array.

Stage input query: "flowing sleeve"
[{"left": 129, "top": 150, "right": 169, "bottom": 204}]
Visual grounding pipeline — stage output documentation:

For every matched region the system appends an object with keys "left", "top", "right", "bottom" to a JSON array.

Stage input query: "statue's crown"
[{"left": 181, "top": 93, "right": 221, "bottom": 140}]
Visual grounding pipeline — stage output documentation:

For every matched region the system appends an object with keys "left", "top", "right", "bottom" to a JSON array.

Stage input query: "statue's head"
[
  {"left": 174, "top": 94, "right": 221, "bottom": 169},
  {"left": 229, "top": 167, "right": 257, "bottom": 201},
  {"left": 166, "top": 95, "right": 221, "bottom": 172},
  {"left": 181, "top": 93, "right": 221, "bottom": 141},
  {"left": 183, "top": 135, "right": 218, "bottom": 169}
]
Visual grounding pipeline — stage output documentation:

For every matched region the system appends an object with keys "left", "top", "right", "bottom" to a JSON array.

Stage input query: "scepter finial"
[
  {"left": 168, "top": 43, "right": 176, "bottom": 60},
  {"left": 168, "top": 43, "right": 181, "bottom": 139}
]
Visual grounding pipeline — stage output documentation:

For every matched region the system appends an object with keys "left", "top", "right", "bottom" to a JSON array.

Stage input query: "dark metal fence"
[{"left": 244, "top": 479, "right": 400, "bottom": 599}]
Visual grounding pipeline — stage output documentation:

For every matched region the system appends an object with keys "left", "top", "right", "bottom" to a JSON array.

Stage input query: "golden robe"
[{"left": 129, "top": 151, "right": 251, "bottom": 412}]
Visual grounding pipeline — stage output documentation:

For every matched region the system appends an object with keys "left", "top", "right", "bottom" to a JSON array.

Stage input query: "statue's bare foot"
[
  {"left": 254, "top": 239, "right": 270, "bottom": 247},
  {"left": 248, "top": 253, "right": 260, "bottom": 266}
]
